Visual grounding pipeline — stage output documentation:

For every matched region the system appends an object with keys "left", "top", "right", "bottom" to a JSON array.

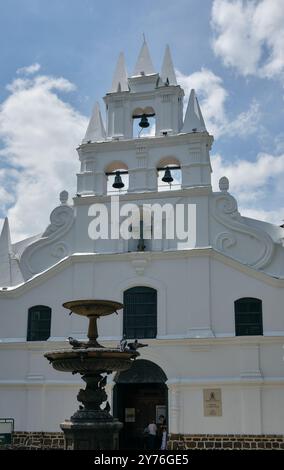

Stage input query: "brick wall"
[
  {"left": 2, "top": 431, "right": 284, "bottom": 450},
  {"left": 168, "top": 434, "right": 284, "bottom": 450},
  {"left": 11, "top": 432, "right": 64, "bottom": 450}
]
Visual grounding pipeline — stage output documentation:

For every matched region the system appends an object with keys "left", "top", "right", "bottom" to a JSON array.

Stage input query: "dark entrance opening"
[{"left": 113, "top": 359, "right": 168, "bottom": 450}]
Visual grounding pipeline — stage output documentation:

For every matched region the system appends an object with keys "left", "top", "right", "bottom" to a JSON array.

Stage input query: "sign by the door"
[
  {"left": 0, "top": 418, "right": 14, "bottom": 446},
  {"left": 125, "top": 408, "right": 135, "bottom": 422},
  {"left": 203, "top": 389, "right": 222, "bottom": 416}
]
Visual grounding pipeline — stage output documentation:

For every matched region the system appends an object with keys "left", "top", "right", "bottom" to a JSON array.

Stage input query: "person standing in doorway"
[
  {"left": 147, "top": 419, "right": 157, "bottom": 449},
  {"left": 157, "top": 414, "right": 167, "bottom": 448},
  {"left": 160, "top": 426, "right": 167, "bottom": 450},
  {"left": 158, "top": 414, "right": 166, "bottom": 425}
]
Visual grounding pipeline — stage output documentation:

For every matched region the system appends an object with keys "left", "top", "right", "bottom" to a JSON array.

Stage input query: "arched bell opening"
[
  {"left": 105, "top": 161, "right": 129, "bottom": 195},
  {"left": 156, "top": 157, "right": 181, "bottom": 191},
  {"left": 113, "top": 359, "right": 168, "bottom": 450},
  {"left": 132, "top": 107, "right": 156, "bottom": 138},
  {"left": 127, "top": 206, "right": 153, "bottom": 253}
]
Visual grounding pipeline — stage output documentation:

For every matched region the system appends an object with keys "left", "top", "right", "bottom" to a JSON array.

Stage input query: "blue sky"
[{"left": 0, "top": 0, "right": 284, "bottom": 240}]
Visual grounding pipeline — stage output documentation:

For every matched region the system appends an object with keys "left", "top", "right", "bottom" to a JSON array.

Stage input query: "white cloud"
[
  {"left": 16, "top": 63, "right": 41, "bottom": 75},
  {"left": 238, "top": 207, "right": 284, "bottom": 226},
  {"left": 212, "top": 152, "right": 284, "bottom": 191},
  {"left": 0, "top": 70, "right": 88, "bottom": 241},
  {"left": 224, "top": 100, "right": 260, "bottom": 137},
  {"left": 274, "top": 133, "right": 284, "bottom": 154},
  {"left": 211, "top": 0, "right": 284, "bottom": 78},
  {"left": 176, "top": 68, "right": 260, "bottom": 138},
  {"left": 212, "top": 152, "right": 284, "bottom": 224}
]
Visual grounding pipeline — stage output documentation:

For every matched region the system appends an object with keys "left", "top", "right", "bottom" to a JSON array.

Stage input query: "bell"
[
  {"left": 162, "top": 167, "right": 173, "bottom": 184},
  {"left": 139, "top": 114, "right": 150, "bottom": 128},
  {"left": 112, "top": 171, "right": 124, "bottom": 189}
]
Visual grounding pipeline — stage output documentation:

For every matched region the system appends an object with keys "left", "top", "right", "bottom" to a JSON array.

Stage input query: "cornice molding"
[
  {"left": 77, "top": 131, "right": 213, "bottom": 155},
  {"left": 0, "top": 335, "right": 283, "bottom": 349},
  {"left": 166, "top": 377, "right": 284, "bottom": 388},
  {"left": 73, "top": 185, "right": 212, "bottom": 205},
  {"left": 0, "top": 376, "right": 283, "bottom": 388}
]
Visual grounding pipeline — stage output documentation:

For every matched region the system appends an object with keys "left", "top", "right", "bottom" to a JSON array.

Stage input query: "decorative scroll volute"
[
  {"left": 20, "top": 191, "right": 74, "bottom": 278},
  {"left": 211, "top": 179, "right": 274, "bottom": 269}
]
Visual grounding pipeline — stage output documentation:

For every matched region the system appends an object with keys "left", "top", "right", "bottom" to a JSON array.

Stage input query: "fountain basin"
[
  {"left": 62, "top": 299, "right": 123, "bottom": 317},
  {"left": 45, "top": 348, "right": 138, "bottom": 374}
]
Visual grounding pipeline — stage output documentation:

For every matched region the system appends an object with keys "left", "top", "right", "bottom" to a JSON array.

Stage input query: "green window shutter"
[
  {"left": 27, "top": 306, "right": 52, "bottom": 341},
  {"left": 235, "top": 298, "right": 263, "bottom": 336},
  {"left": 123, "top": 287, "right": 157, "bottom": 339}
]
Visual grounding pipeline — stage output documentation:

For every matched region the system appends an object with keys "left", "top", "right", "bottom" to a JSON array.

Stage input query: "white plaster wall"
[
  {"left": 0, "top": 388, "right": 27, "bottom": 431},
  {"left": 0, "top": 254, "right": 284, "bottom": 340},
  {"left": 0, "top": 341, "right": 283, "bottom": 433},
  {"left": 261, "top": 388, "right": 284, "bottom": 434},
  {"left": 0, "top": 254, "right": 283, "bottom": 433},
  {"left": 179, "top": 386, "right": 242, "bottom": 435},
  {"left": 210, "top": 258, "right": 284, "bottom": 335}
]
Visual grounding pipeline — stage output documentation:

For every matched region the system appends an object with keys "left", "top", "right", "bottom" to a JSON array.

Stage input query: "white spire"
[
  {"left": 160, "top": 45, "right": 177, "bottom": 86},
  {"left": 82, "top": 102, "right": 106, "bottom": 143},
  {"left": 182, "top": 89, "right": 207, "bottom": 133},
  {"left": 133, "top": 38, "right": 155, "bottom": 76},
  {"left": 0, "top": 217, "right": 12, "bottom": 256},
  {"left": 0, "top": 217, "right": 13, "bottom": 287},
  {"left": 110, "top": 52, "right": 128, "bottom": 93}
]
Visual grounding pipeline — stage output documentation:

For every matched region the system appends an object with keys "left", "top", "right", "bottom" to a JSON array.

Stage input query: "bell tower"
[
  {"left": 104, "top": 40, "right": 184, "bottom": 139},
  {"left": 76, "top": 40, "right": 213, "bottom": 197}
]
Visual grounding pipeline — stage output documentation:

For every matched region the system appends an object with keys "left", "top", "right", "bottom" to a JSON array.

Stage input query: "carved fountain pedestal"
[{"left": 45, "top": 300, "right": 138, "bottom": 450}]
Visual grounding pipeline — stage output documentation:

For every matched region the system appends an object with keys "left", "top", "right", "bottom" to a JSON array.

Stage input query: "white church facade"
[{"left": 0, "top": 41, "right": 284, "bottom": 450}]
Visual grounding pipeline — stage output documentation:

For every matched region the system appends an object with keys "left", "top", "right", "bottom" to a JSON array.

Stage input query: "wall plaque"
[
  {"left": 203, "top": 388, "right": 222, "bottom": 416},
  {"left": 125, "top": 408, "right": 135, "bottom": 422}
]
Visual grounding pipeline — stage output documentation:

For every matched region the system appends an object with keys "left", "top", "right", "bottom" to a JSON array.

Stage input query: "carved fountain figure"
[{"left": 44, "top": 300, "right": 140, "bottom": 450}]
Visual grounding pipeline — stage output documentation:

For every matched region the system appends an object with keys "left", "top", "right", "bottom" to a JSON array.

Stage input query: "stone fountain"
[{"left": 44, "top": 300, "right": 138, "bottom": 450}]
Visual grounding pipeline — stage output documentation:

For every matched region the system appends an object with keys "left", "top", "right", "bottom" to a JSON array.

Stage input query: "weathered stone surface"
[
  {"left": 167, "top": 434, "right": 284, "bottom": 451},
  {"left": 187, "top": 441, "right": 197, "bottom": 448},
  {"left": 9, "top": 431, "right": 284, "bottom": 450},
  {"left": 12, "top": 432, "right": 64, "bottom": 450}
]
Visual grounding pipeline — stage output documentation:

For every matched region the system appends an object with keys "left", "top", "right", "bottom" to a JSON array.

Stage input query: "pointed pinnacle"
[
  {"left": 182, "top": 89, "right": 207, "bottom": 133},
  {"left": 133, "top": 40, "right": 155, "bottom": 76},
  {"left": 161, "top": 45, "right": 177, "bottom": 86},
  {"left": 82, "top": 102, "right": 106, "bottom": 143},
  {"left": 110, "top": 52, "right": 128, "bottom": 93},
  {"left": 0, "top": 217, "right": 12, "bottom": 256}
]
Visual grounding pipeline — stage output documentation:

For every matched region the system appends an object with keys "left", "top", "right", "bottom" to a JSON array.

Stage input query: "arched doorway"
[{"left": 113, "top": 359, "right": 168, "bottom": 450}]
